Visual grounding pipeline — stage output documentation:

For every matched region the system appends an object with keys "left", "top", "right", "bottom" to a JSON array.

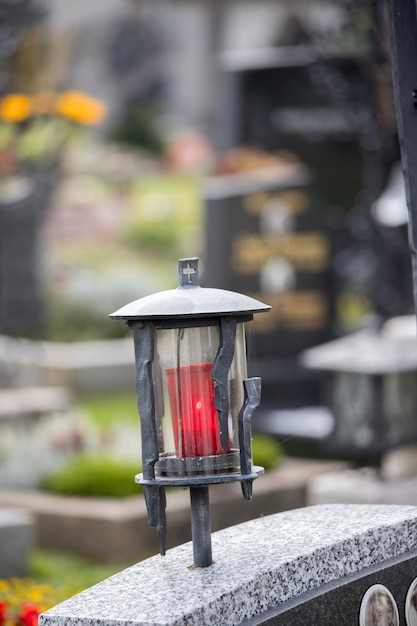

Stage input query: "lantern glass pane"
[{"left": 153, "top": 322, "right": 247, "bottom": 477}]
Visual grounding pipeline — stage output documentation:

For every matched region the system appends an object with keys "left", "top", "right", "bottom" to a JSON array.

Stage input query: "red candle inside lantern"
[{"left": 166, "top": 363, "right": 225, "bottom": 457}]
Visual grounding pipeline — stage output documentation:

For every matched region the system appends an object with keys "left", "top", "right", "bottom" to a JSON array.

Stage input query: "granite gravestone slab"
[{"left": 40, "top": 504, "right": 417, "bottom": 626}]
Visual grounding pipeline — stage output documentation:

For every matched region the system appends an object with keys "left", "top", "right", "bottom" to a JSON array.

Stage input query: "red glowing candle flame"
[{"left": 166, "top": 363, "right": 226, "bottom": 457}]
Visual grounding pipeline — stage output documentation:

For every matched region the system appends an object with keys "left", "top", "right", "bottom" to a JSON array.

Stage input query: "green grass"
[
  {"left": 30, "top": 549, "right": 133, "bottom": 594},
  {"left": 43, "top": 454, "right": 141, "bottom": 497},
  {"left": 41, "top": 297, "right": 130, "bottom": 342},
  {"left": 252, "top": 435, "right": 284, "bottom": 470},
  {"left": 79, "top": 393, "right": 138, "bottom": 429}
]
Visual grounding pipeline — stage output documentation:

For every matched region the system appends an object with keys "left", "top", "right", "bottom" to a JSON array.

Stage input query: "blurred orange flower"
[
  {"left": 55, "top": 91, "right": 107, "bottom": 125},
  {"left": 0, "top": 90, "right": 107, "bottom": 165},
  {"left": 0, "top": 94, "right": 33, "bottom": 122},
  {"left": 0, "top": 91, "right": 107, "bottom": 125}
]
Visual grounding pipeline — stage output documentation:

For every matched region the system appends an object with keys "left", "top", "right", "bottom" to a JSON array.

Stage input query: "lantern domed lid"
[{"left": 110, "top": 258, "right": 270, "bottom": 320}]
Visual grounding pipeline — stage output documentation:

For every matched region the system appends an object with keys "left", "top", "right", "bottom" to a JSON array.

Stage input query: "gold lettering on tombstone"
[
  {"left": 232, "top": 233, "right": 330, "bottom": 274},
  {"left": 249, "top": 291, "right": 328, "bottom": 332},
  {"left": 243, "top": 190, "right": 309, "bottom": 215}
]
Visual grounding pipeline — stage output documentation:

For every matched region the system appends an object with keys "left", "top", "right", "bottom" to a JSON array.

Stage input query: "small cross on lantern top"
[{"left": 179, "top": 258, "right": 199, "bottom": 287}]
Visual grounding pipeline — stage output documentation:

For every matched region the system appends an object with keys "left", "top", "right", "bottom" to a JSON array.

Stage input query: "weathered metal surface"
[
  {"left": 135, "top": 465, "right": 264, "bottom": 488},
  {"left": 190, "top": 485, "right": 212, "bottom": 568},
  {"left": 212, "top": 317, "right": 237, "bottom": 451},
  {"left": 239, "top": 377, "right": 262, "bottom": 501},
  {"left": 132, "top": 322, "right": 160, "bottom": 534},
  {"left": 132, "top": 322, "right": 158, "bottom": 480}
]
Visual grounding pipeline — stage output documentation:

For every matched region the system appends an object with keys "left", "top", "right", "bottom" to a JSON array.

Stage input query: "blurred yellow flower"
[
  {"left": 0, "top": 94, "right": 32, "bottom": 122},
  {"left": 55, "top": 91, "right": 107, "bottom": 125}
]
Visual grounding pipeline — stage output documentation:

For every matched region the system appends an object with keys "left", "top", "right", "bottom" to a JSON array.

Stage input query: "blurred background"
[
  {"left": 1, "top": 0, "right": 413, "bottom": 442},
  {"left": 2, "top": 0, "right": 417, "bottom": 609},
  {"left": 1, "top": 0, "right": 416, "bottom": 474}
]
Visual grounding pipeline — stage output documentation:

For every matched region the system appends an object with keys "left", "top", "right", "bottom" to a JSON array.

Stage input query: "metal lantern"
[
  {"left": 110, "top": 257, "right": 270, "bottom": 567},
  {"left": 302, "top": 325, "right": 417, "bottom": 469}
]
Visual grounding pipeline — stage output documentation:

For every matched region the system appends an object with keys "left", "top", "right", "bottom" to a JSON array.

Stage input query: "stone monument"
[{"left": 40, "top": 504, "right": 417, "bottom": 626}]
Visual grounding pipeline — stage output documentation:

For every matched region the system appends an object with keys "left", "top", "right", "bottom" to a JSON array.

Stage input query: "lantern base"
[
  {"left": 155, "top": 450, "right": 240, "bottom": 478},
  {"left": 135, "top": 465, "right": 264, "bottom": 487}
]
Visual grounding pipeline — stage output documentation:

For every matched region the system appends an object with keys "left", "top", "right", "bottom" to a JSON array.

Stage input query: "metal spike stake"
[{"left": 157, "top": 487, "right": 167, "bottom": 556}]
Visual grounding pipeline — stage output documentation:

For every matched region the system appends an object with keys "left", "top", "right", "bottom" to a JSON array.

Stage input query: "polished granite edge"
[{"left": 40, "top": 504, "right": 417, "bottom": 626}]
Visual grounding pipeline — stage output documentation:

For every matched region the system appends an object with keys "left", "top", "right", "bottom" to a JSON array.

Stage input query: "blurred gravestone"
[
  {"left": 217, "top": 48, "right": 374, "bottom": 213},
  {"left": 203, "top": 8, "right": 412, "bottom": 427},
  {"left": 203, "top": 163, "right": 339, "bottom": 412},
  {"left": 0, "top": 169, "right": 56, "bottom": 335},
  {"left": 204, "top": 48, "right": 376, "bottom": 418},
  {"left": 0, "top": 0, "right": 52, "bottom": 336}
]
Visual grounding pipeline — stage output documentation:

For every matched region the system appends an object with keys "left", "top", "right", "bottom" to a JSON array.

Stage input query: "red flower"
[
  {"left": 16, "top": 604, "right": 40, "bottom": 626},
  {"left": 0, "top": 601, "right": 8, "bottom": 625}
]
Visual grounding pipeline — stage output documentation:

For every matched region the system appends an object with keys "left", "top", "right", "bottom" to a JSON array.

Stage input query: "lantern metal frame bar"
[
  {"left": 239, "top": 377, "right": 262, "bottom": 501},
  {"left": 212, "top": 316, "right": 237, "bottom": 449},
  {"left": 132, "top": 322, "right": 158, "bottom": 483}
]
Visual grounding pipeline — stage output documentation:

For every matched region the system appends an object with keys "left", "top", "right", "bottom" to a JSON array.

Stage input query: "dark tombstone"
[
  {"left": 212, "top": 5, "right": 415, "bottom": 340},
  {"left": 0, "top": 166, "right": 56, "bottom": 335},
  {"left": 202, "top": 8, "right": 412, "bottom": 434},
  {"left": 202, "top": 34, "right": 388, "bottom": 418},
  {"left": 217, "top": 45, "right": 381, "bottom": 214},
  {"left": 203, "top": 162, "right": 340, "bottom": 414},
  {"left": 0, "top": 0, "right": 51, "bottom": 336}
]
